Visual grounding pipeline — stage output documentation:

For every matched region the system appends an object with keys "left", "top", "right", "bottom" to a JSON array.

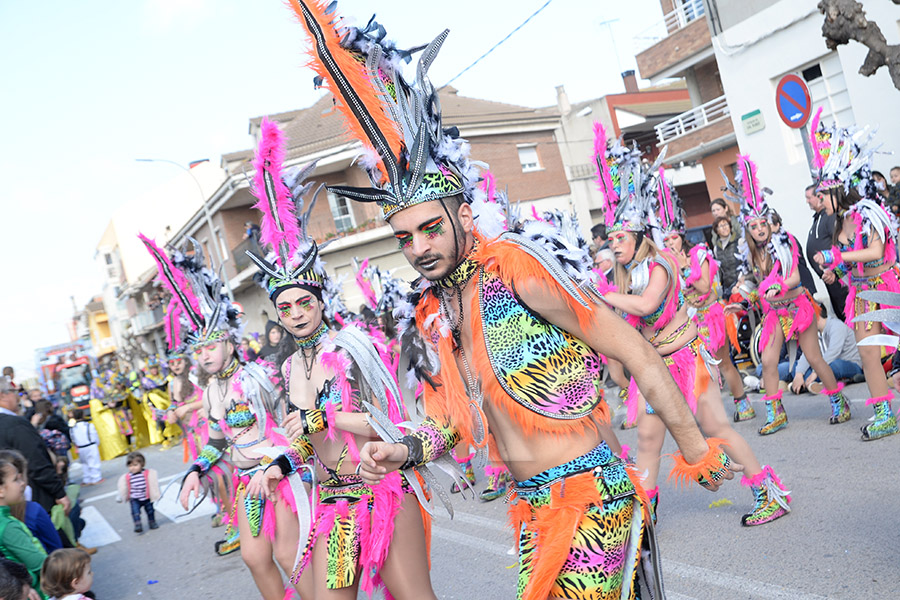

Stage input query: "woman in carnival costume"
[
  {"left": 723, "top": 156, "right": 850, "bottom": 434},
  {"left": 660, "top": 188, "right": 755, "bottom": 422},
  {"left": 595, "top": 126, "right": 790, "bottom": 526},
  {"left": 245, "top": 120, "right": 442, "bottom": 599},
  {"left": 808, "top": 108, "right": 900, "bottom": 441},
  {"left": 138, "top": 236, "right": 303, "bottom": 600},
  {"left": 284, "top": 2, "right": 738, "bottom": 598}
]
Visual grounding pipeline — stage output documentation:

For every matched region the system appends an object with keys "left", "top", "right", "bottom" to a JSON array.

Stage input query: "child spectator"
[
  {"left": 116, "top": 452, "right": 159, "bottom": 533},
  {"left": 40, "top": 548, "right": 92, "bottom": 600},
  {"left": 0, "top": 557, "right": 38, "bottom": 600},
  {"left": 0, "top": 450, "right": 63, "bottom": 555},
  {"left": 68, "top": 411, "right": 101, "bottom": 486},
  {"left": 0, "top": 458, "right": 48, "bottom": 592}
]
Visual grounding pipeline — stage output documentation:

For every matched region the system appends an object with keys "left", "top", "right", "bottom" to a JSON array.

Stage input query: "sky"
[{"left": 0, "top": 0, "right": 666, "bottom": 380}]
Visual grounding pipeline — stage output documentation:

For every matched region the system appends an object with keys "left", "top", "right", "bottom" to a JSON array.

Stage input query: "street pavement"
[{"left": 74, "top": 383, "right": 899, "bottom": 599}]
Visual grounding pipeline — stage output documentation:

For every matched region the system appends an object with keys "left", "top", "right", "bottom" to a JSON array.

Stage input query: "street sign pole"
[{"left": 800, "top": 124, "right": 815, "bottom": 184}]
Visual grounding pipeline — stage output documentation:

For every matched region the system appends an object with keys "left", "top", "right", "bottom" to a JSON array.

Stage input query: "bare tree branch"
[{"left": 818, "top": 0, "right": 900, "bottom": 90}]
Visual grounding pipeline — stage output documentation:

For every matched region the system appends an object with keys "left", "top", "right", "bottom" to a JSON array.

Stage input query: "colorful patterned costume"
[
  {"left": 139, "top": 364, "right": 182, "bottom": 447},
  {"left": 88, "top": 371, "right": 129, "bottom": 460},
  {"left": 809, "top": 107, "right": 900, "bottom": 440}
]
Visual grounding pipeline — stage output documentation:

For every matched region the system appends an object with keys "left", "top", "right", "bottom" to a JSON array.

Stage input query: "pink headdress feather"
[
  {"left": 592, "top": 122, "right": 619, "bottom": 227},
  {"left": 252, "top": 118, "right": 302, "bottom": 268},
  {"left": 736, "top": 155, "right": 764, "bottom": 216},
  {"left": 810, "top": 107, "right": 825, "bottom": 169},
  {"left": 355, "top": 258, "right": 378, "bottom": 310},
  {"left": 481, "top": 170, "right": 497, "bottom": 203},
  {"left": 138, "top": 233, "right": 203, "bottom": 334}
]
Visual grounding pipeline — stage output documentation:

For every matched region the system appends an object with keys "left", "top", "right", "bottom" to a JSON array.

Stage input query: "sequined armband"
[
  {"left": 667, "top": 437, "right": 731, "bottom": 488},
  {"left": 299, "top": 408, "right": 327, "bottom": 435},
  {"left": 403, "top": 417, "right": 461, "bottom": 466},
  {"left": 274, "top": 435, "right": 314, "bottom": 476}
]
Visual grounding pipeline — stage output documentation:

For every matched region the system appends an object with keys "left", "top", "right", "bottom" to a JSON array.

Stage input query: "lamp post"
[{"left": 135, "top": 158, "right": 233, "bottom": 298}]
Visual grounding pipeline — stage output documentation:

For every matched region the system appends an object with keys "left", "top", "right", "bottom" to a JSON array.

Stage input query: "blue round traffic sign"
[{"left": 775, "top": 74, "right": 812, "bottom": 129}]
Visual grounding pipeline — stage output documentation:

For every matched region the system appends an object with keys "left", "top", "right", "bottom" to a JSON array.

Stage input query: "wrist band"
[
  {"left": 299, "top": 408, "right": 327, "bottom": 435},
  {"left": 270, "top": 455, "right": 291, "bottom": 477},
  {"left": 667, "top": 437, "right": 731, "bottom": 488},
  {"left": 398, "top": 436, "right": 423, "bottom": 471}
]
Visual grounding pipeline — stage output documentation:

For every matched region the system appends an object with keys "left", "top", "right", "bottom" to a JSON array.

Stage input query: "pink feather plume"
[
  {"left": 481, "top": 170, "right": 497, "bottom": 203},
  {"left": 810, "top": 107, "right": 825, "bottom": 169},
  {"left": 138, "top": 233, "right": 202, "bottom": 331},
  {"left": 355, "top": 258, "right": 378, "bottom": 310},
  {"left": 252, "top": 118, "right": 302, "bottom": 267},
  {"left": 592, "top": 122, "right": 618, "bottom": 226},
  {"left": 736, "top": 155, "right": 763, "bottom": 215}
]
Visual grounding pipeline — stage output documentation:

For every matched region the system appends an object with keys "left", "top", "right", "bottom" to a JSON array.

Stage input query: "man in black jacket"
[
  {"left": 0, "top": 376, "right": 70, "bottom": 515},
  {"left": 805, "top": 184, "right": 848, "bottom": 320}
]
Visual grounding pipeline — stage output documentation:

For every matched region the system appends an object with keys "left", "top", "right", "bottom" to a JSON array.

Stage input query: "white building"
[{"left": 711, "top": 0, "right": 900, "bottom": 255}]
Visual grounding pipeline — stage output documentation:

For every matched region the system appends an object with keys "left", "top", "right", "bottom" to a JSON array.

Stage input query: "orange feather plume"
[{"left": 287, "top": 0, "right": 402, "bottom": 185}]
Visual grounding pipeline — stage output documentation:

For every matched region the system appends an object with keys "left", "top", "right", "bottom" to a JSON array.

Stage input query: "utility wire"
[{"left": 441, "top": 0, "right": 556, "bottom": 88}]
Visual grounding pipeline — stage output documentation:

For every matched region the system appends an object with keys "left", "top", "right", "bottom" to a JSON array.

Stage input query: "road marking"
[
  {"left": 82, "top": 472, "right": 181, "bottom": 504},
  {"left": 77, "top": 505, "right": 122, "bottom": 547},
  {"left": 432, "top": 525, "right": 513, "bottom": 557},
  {"left": 663, "top": 560, "right": 829, "bottom": 600},
  {"left": 153, "top": 479, "right": 216, "bottom": 523},
  {"left": 433, "top": 520, "right": 828, "bottom": 600}
]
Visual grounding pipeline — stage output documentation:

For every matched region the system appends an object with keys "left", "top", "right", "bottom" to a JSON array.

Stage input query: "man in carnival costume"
[
  {"left": 138, "top": 236, "right": 304, "bottom": 599},
  {"left": 243, "top": 119, "right": 446, "bottom": 598},
  {"left": 284, "top": 2, "right": 739, "bottom": 598},
  {"left": 139, "top": 355, "right": 182, "bottom": 450},
  {"left": 88, "top": 358, "right": 130, "bottom": 460},
  {"left": 808, "top": 108, "right": 900, "bottom": 440}
]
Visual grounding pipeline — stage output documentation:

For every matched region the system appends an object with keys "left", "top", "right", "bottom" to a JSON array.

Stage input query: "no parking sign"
[{"left": 775, "top": 74, "right": 812, "bottom": 129}]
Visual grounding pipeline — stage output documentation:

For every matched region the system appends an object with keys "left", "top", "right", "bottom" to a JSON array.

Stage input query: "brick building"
[{"left": 634, "top": 0, "right": 742, "bottom": 228}]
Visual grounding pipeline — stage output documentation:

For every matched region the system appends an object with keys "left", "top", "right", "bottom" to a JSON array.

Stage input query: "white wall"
[{"left": 713, "top": 0, "right": 900, "bottom": 282}]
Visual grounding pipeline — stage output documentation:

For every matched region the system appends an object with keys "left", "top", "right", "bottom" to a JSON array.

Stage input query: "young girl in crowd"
[
  {"left": 0, "top": 458, "right": 48, "bottom": 592},
  {"left": 40, "top": 548, "right": 93, "bottom": 600},
  {"left": 595, "top": 127, "right": 790, "bottom": 526},
  {"left": 116, "top": 452, "right": 160, "bottom": 533},
  {"left": 724, "top": 156, "right": 850, "bottom": 434}
]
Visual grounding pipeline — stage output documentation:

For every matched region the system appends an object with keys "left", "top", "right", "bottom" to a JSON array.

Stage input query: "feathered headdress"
[
  {"left": 245, "top": 118, "right": 327, "bottom": 302},
  {"left": 287, "top": 0, "right": 481, "bottom": 221},
  {"left": 354, "top": 258, "right": 406, "bottom": 316},
  {"left": 721, "top": 155, "right": 774, "bottom": 224},
  {"left": 809, "top": 106, "right": 878, "bottom": 198},
  {"left": 139, "top": 234, "right": 243, "bottom": 351},
  {"left": 654, "top": 163, "right": 684, "bottom": 238},
  {"left": 593, "top": 121, "right": 656, "bottom": 234}
]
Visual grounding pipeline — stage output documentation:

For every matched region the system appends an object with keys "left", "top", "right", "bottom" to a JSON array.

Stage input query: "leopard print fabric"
[{"left": 479, "top": 270, "right": 602, "bottom": 419}]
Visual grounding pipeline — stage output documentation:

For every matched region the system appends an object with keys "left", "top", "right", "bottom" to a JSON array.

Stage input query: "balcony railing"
[
  {"left": 654, "top": 94, "right": 730, "bottom": 145},
  {"left": 131, "top": 305, "right": 165, "bottom": 334},
  {"left": 232, "top": 237, "right": 263, "bottom": 274},
  {"left": 633, "top": 0, "right": 706, "bottom": 54}
]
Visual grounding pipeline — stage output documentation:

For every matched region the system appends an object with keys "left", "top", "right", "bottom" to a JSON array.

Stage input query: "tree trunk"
[{"left": 818, "top": 0, "right": 900, "bottom": 91}]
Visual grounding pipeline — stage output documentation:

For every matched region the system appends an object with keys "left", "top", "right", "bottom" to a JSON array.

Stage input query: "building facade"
[{"left": 709, "top": 0, "right": 900, "bottom": 265}]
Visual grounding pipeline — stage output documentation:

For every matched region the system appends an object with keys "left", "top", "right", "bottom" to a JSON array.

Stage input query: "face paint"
[
  {"left": 394, "top": 233, "right": 413, "bottom": 250},
  {"left": 423, "top": 217, "right": 444, "bottom": 239}
]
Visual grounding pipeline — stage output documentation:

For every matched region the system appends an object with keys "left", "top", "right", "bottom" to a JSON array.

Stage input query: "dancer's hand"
[
  {"left": 358, "top": 441, "right": 407, "bottom": 485},
  {"left": 698, "top": 455, "right": 744, "bottom": 492},
  {"left": 282, "top": 411, "right": 304, "bottom": 440},
  {"left": 789, "top": 374, "right": 805, "bottom": 394},
  {"left": 765, "top": 288, "right": 779, "bottom": 299},
  {"left": 813, "top": 251, "right": 825, "bottom": 266},
  {"left": 180, "top": 472, "right": 201, "bottom": 510},
  {"left": 723, "top": 303, "right": 743, "bottom": 315},
  {"left": 261, "top": 465, "right": 284, "bottom": 503},
  {"left": 245, "top": 469, "right": 267, "bottom": 500},
  {"left": 822, "top": 270, "right": 836, "bottom": 284}
]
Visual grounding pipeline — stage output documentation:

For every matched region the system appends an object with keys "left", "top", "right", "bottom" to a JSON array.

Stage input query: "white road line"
[
  {"left": 663, "top": 560, "right": 830, "bottom": 600},
  {"left": 77, "top": 505, "right": 122, "bottom": 547},
  {"left": 432, "top": 525, "right": 513, "bottom": 557},
  {"left": 445, "top": 510, "right": 511, "bottom": 533},
  {"left": 82, "top": 472, "right": 181, "bottom": 504}
]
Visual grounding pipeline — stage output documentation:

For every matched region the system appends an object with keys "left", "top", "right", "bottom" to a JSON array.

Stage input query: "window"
[
  {"left": 104, "top": 253, "right": 112, "bottom": 265},
  {"left": 328, "top": 191, "right": 356, "bottom": 233},
  {"left": 518, "top": 145, "right": 541, "bottom": 172}
]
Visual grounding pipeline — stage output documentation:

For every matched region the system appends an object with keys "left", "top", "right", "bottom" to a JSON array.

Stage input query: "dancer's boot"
[
  {"left": 740, "top": 466, "right": 791, "bottom": 526},
  {"left": 861, "top": 395, "right": 899, "bottom": 441},
  {"left": 823, "top": 382, "right": 851, "bottom": 424},
  {"left": 732, "top": 394, "right": 755, "bottom": 422},
  {"left": 758, "top": 391, "right": 787, "bottom": 435}
]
